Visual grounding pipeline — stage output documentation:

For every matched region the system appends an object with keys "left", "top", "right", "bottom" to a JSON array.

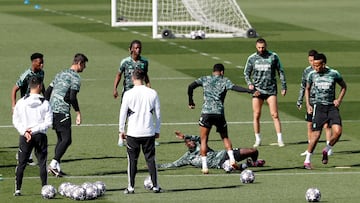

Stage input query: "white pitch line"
[{"left": 1, "top": 120, "right": 358, "bottom": 128}]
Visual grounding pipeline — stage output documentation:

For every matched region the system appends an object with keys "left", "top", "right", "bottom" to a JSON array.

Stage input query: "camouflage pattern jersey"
[
  {"left": 306, "top": 67, "right": 343, "bottom": 106},
  {"left": 16, "top": 67, "right": 45, "bottom": 97},
  {"left": 194, "top": 75, "right": 235, "bottom": 115},
  {"left": 158, "top": 135, "right": 226, "bottom": 169},
  {"left": 297, "top": 66, "right": 316, "bottom": 106},
  {"left": 244, "top": 50, "right": 287, "bottom": 95},
  {"left": 49, "top": 68, "right": 81, "bottom": 114},
  {"left": 118, "top": 56, "right": 148, "bottom": 92}
]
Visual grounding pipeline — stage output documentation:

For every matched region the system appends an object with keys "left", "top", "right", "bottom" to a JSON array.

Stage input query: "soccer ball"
[
  {"left": 222, "top": 160, "right": 234, "bottom": 172},
  {"left": 305, "top": 188, "right": 321, "bottom": 202},
  {"left": 143, "top": 176, "right": 153, "bottom": 190},
  {"left": 82, "top": 182, "right": 98, "bottom": 200},
  {"left": 190, "top": 30, "right": 206, "bottom": 39},
  {"left": 58, "top": 182, "right": 71, "bottom": 196},
  {"left": 240, "top": 169, "right": 255, "bottom": 183},
  {"left": 41, "top": 185, "right": 57, "bottom": 199},
  {"left": 70, "top": 186, "right": 86, "bottom": 201},
  {"left": 94, "top": 181, "right": 106, "bottom": 197},
  {"left": 64, "top": 183, "right": 77, "bottom": 198}
]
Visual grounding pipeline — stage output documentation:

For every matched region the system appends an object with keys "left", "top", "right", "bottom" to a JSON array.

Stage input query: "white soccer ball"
[
  {"left": 93, "top": 181, "right": 106, "bottom": 197},
  {"left": 64, "top": 183, "right": 77, "bottom": 198},
  {"left": 143, "top": 176, "right": 153, "bottom": 190},
  {"left": 222, "top": 160, "right": 234, "bottom": 172},
  {"left": 58, "top": 182, "right": 71, "bottom": 196},
  {"left": 82, "top": 182, "right": 98, "bottom": 200},
  {"left": 190, "top": 30, "right": 205, "bottom": 39},
  {"left": 305, "top": 187, "right": 321, "bottom": 202},
  {"left": 70, "top": 186, "right": 86, "bottom": 201},
  {"left": 41, "top": 185, "right": 57, "bottom": 199},
  {"left": 240, "top": 169, "right": 255, "bottom": 183}
]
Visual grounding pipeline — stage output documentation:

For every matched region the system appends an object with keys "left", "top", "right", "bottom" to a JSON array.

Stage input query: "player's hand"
[
  {"left": 175, "top": 130, "right": 185, "bottom": 140},
  {"left": 248, "top": 84, "right": 254, "bottom": 90},
  {"left": 297, "top": 102, "right": 302, "bottom": 110},
  {"left": 333, "top": 99, "right": 341, "bottom": 107},
  {"left": 281, "top": 89, "right": 287, "bottom": 96},
  {"left": 253, "top": 90, "right": 260, "bottom": 97},
  {"left": 155, "top": 133, "right": 160, "bottom": 139},
  {"left": 188, "top": 101, "right": 195, "bottom": 109},
  {"left": 24, "top": 131, "right": 32, "bottom": 142},
  {"left": 113, "top": 89, "right": 118, "bottom": 98},
  {"left": 75, "top": 112, "right": 81, "bottom": 125},
  {"left": 306, "top": 105, "right": 313, "bottom": 115}
]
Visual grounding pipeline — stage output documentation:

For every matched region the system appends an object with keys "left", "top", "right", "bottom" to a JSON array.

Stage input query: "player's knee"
[{"left": 271, "top": 112, "right": 279, "bottom": 119}]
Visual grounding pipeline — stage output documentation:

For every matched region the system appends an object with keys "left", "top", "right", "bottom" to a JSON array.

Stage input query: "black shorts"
[
  {"left": 53, "top": 113, "right": 71, "bottom": 132},
  {"left": 305, "top": 113, "right": 312, "bottom": 122},
  {"left": 199, "top": 114, "right": 227, "bottom": 133},
  {"left": 219, "top": 148, "right": 241, "bottom": 167},
  {"left": 253, "top": 94, "right": 274, "bottom": 100},
  {"left": 312, "top": 104, "right": 342, "bottom": 131}
]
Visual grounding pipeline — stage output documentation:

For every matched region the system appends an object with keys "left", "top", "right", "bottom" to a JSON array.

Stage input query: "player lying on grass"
[{"left": 158, "top": 131, "right": 265, "bottom": 172}]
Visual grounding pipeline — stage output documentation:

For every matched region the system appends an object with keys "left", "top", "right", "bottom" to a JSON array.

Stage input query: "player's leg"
[
  {"left": 322, "top": 106, "right": 342, "bottom": 164},
  {"left": 142, "top": 136, "right": 161, "bottom": 193},
  {"left": 304, "top": 105, "right": 325, "bottom": 169},
  {"left": 49, "top": 113, "right": 72, "bottom": 176},
  {"left": 323, "top": 123, "right": 333, "bottom": 155},
  {"left": 14, "top": 136, "right": 32, "bottom": 196},
  {"left": 267, "top": 95, "right": 284, "bottom": 146},
  {"left": 199, "top": 126, "right": 210, "bottom": 174},
  {"left": 33, "top": 133, "right": 48, "bottom": 186},
  {"left": 252, "top": 97, "right": 263, "bottom": 147},
  {"left": 125, "top": 136, "right": 141, "bottom": 193},
  {"left": 301, "top": 114, "right": 313, "bottom": 156}
]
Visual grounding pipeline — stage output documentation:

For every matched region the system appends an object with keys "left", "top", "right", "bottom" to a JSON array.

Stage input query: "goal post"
[{"left": 111, "top": 0, "right": 257, "bottom": 39}]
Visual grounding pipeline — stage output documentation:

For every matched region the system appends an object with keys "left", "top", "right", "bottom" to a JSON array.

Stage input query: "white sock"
[
  {"left": 50, "top": 159, "right": 58, "bottom": 169},
  {"left": 56, "top": 163, "right": 61, "bottom": 172},
  {"left": 201, "top": 156, "right": 208, "bottom": 170},
  {"left": 277, "top": 133, "right": 283, "bottom": 142},
  {"left": 325, "top": 144, "right": 332, "bottom": 152},
  {"left": 29, "top": 153, "right": 33, "bottom": 160},
  {"left": 255, "top": 134, "right": 261, "bottom": 142},
  {"left": 304, "top": 151, "right": 312, "bottom": 163},
  {"left": 227, "top": 150, "right": 235, "bottom": 163}
]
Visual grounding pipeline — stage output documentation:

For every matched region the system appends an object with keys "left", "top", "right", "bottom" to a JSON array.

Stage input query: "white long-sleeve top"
[
  {"left": 119, "top": 85, "right": 161, "bottom": 137},
  {"left": 12, "top": 93, "right": 53, "bottom": 135}
]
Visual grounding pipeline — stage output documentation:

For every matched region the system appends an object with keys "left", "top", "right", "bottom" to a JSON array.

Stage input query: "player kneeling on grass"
[{"left": 158, "top": 131, "right": 265, "bottom": 172}]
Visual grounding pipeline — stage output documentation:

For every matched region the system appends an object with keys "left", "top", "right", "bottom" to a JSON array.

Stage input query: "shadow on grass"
[
  {"left": 61, "top": 156, "right": 126, "bottom": 163},
  {"left": 106, "top": 184, "right": 241, "bottom": 193}
]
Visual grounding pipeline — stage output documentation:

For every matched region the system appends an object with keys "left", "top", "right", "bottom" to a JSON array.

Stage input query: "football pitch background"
[{"left": 0, "top": 0, "right": 360, "bottom": 202}]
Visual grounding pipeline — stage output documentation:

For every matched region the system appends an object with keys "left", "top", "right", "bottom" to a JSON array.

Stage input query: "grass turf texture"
[{"left": 0, "top": 0, "right": 360, "bottom": 202}]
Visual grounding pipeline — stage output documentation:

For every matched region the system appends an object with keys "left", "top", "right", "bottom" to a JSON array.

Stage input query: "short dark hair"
[
  {"left": 213, "top": 63, "right": 225, "bottom": 72},
  {"left": 132, "top": 68, "right": 145, "bottom": 80},
  {"left": 28, "top": 76, "right": 42, "bottom": 89},
  {"left": 308, "top": 49, "right": 318, "bottom": 57},
  {"left": 314, "top": 53, "right": 327, "bottom": 64},
  {"left": 129, "top": 40, "right": 142, "bottom": 49},
  {"left": 73, "top": 53, "right": 88, "bottom": 64},
  {"left": 256, "top": 38, "right": 267, "bottom": 45},
  {"left": 30, "top": 53, "right": 43, "bottom": 61}
]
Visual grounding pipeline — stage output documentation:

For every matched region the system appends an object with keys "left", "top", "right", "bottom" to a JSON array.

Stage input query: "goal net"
[{"left": 111, "top": 0, "right": 257, "bottom": 39}]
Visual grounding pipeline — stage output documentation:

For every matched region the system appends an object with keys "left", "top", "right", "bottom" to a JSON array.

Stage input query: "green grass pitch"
[{"left": 0, "top": 0, "right": 360, "bottom": 202}]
